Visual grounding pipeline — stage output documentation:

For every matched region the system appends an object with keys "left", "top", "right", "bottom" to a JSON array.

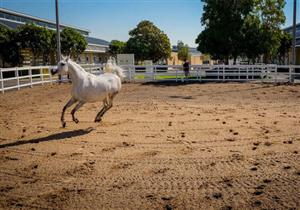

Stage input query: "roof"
[
  {"left": 189, "top": 47, "right": 202, "bottom": 55},
  {"left": 283, "top": 22, "right": 300, "bottom": 31},
  {"left": 86, "top": 37, "right": 110, "bottom": 46},
  {"left": 0, "top": 7, "right": 90, "bottom": 34},
  {"left": 283, "top": 23, "right": 300, "bottom": 47},
  {"left": 172, "top": 45, "right": 202, "bottom": 55},
  {"left": 0, "top": 18, "right": 21, "bottom": 29},
  {"left": 85, "top": 45, "right": 107, "bottom": 53},
  {"left": 0, "top": 10, "right": 110, "bottom": 47},
  {"left": 296, "top": 39, "right": 300, "bottom": 47}
]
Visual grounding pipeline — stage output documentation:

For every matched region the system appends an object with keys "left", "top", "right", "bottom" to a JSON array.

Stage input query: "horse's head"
[
  {"left": 51, "top": 56, "right": 69, "bottom": 75},
  {"left": 104, "top": 59, "right": 114, "bottom": 73}
]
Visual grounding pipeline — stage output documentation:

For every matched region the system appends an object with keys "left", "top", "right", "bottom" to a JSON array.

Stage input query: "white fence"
[{"left": 1, "top": 64, "right": 300, "bottom": 93}]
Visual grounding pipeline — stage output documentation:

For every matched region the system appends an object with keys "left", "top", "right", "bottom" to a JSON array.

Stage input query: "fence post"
[
  {"left": 41, "top": 68, "right": 44, "bottom": 85},
  {"left": 153, "top": 65, "right": 156, "bottom": 81},
  {"left": 41, "top": 68, "right": 44, "bottom": 84},
  {"left": 176, "top": 68, "right": 178, "bottom": 82},
  {"left": 29, "top": 68, "right": 33, "bottom": 87},
  {"left": 263, "top": 66, "right": 266, "bottom": 83},
  {"left": 275, "top": 65, "right": 277, "bottom": 83},
  {"left": 0, "top": 69, "right": 4, "bottom": 94},
  {"left": 289, "top": 66, "right": 292, "bottom": 83},
  {"left": 16, "top": 68, "right": 20, "bottom": 90},
  {"left": 223, "top": 65, "right": 225, "bottom": 82},
  {"left": 129, "top": 65, "right": 133, "bottom": 82},
  {"left": 132, "top": 65, "right": 135, "bottom": 82},
  {"left": 246, "top": 66, "right": 249, "bottom": 81},
  {"left": 49, "top": 67, "right": 53, "bottom": 84},
  {"left": 199, "top": 66, "right": 202, "bottom": 82}
]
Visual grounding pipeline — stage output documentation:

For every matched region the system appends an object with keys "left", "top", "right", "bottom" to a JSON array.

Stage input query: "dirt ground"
[{"left": 0, "top": 82, "right": 300, "bottom": 210}]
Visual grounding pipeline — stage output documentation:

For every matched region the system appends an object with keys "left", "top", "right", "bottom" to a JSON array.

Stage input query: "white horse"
[{"left": 52, "top": 57, "right": 124, "bottom": 127}]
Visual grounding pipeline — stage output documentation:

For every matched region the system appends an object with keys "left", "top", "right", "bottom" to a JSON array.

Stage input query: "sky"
[{"left": 0, "top": 0, "right": 299, "bottom": 47}]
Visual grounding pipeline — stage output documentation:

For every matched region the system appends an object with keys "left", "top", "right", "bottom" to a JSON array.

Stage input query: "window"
[{"left": 24, "top": 18, "right": 30, "bottom": 23}]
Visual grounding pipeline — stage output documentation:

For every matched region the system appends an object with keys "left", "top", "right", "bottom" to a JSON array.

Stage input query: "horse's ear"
[
  {"left": 61, "top": 55, "right": 65, "bottom": 61},
  {"left": 66, "top": 56, "right": 70, "bottom": 62}
]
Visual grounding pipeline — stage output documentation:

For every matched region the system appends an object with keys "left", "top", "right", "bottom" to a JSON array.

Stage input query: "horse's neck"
[{"left": 68, "top": 61, "right": 86, "bottom": 84}]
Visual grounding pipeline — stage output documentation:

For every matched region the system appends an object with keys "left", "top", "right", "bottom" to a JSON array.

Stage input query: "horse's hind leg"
[
  {"left": 94, "top": 92, "right": 118, "bottom": 122},
  {"left": 94, "top": 107, "right": 105, "bottom": 122},
  {"left": 94, "top": 98, "right": 109, "bottom": 122},
  {"left": 61, "top": 98, "right": 77, "bottom": 128},
  {"left": 71, "top": 101, "right": 85, "bottom": 123}
]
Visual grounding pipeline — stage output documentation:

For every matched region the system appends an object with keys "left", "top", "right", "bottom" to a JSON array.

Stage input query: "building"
[
  {"left": 283, "top": 23, "right": 300, "bottom": 65},
  {"left": 0, "top": 8, "right": 110, "bottom": 66},
  {"left": 167, "top": 46, "right": 214, "bottom": 65}
]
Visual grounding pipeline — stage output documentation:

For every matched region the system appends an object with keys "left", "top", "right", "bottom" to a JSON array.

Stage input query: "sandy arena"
[{"left": 0, "top": 82, "right": 300, "bottom": 210}]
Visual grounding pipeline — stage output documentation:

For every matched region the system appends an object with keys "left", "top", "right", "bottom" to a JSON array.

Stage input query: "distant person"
[{"left": 183, "top": 60, "right": 190, "bottom": 81}]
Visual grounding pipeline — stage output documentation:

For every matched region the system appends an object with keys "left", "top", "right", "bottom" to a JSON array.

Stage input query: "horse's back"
[
  {"left": 97, "top": 73, "right": 122, "bottom": 92},
  {"left": 72, "top": 73, "right": 121, "bottom": 102}
]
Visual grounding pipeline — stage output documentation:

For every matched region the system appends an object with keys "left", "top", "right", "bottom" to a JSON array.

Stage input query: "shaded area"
[
  {"left": 0, "top": 127, "right": 94, "bottom": 149},
  {"left": 169, "top": 95, "right": 194, "bottom": 100},
  {"left": 141, "top": 80, "right": 205, "bottom": 87},
  {"left": 141, "top": 80, "right": 300, "bottom": 87},
  {"left": 142, "top": 81, "right": 287, "bottom": 99}
]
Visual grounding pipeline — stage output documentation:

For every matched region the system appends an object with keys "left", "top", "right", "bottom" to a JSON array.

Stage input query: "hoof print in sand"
[{"left": 212, "top": 192, "right": 222, "bottom": 199}]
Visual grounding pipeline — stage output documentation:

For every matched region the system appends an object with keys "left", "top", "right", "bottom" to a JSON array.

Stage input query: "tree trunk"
[
  {"left": 0, "top": 55, "right": 4, "bottom": 68},
  {"left": 225, "top": 56, "right": 229, "bottom": 65},
  {"left": 233, "top": 57, "right": 237, "bottom": 65}
]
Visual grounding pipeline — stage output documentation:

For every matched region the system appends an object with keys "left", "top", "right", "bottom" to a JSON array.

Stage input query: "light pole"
[
  {"left": 55, "top": 0, "right": 61, "bottom": 62},
  {"left": 291, "top": 0, "right": 297, "bottom": 82}
]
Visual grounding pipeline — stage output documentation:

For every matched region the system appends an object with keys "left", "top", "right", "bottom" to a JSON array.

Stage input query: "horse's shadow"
[{"left": 0, "top": 127, "right": 94, "bottom": 149}]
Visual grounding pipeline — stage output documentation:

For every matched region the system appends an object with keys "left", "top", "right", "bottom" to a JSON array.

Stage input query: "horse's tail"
[
  {"left": 113, "top": 65, "right": 125, "bottom": 79},
  {"left": 104, "top": 59, "right": 125, "bottom": 79}
]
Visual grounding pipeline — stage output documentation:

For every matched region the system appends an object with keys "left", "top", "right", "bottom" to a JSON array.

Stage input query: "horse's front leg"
[
  {"left": 61, "top": 98, "right": 77, "bottom": 128},
  {"left": 71, "top": 101, "right": 85, "bottom": 123},
  {"left": 94, "top": 98, "right": 109, "bottom": 122}
]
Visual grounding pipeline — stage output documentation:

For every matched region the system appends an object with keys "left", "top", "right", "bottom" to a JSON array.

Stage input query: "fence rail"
[{"left": 1, "top": 64, "right": 300, "bottom": 93}]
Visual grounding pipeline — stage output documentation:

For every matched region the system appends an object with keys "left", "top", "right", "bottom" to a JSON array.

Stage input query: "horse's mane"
[
  {"left": 67, "top": 58, "right": 124, "bottom": 78},
  {"left": 68, "top": 59, "right": 88, "bottom": 73}
]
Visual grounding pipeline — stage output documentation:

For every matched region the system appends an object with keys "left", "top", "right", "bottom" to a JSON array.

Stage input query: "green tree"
[
  {"left": 276, "top": 31, "right": 292, "bottom": 64},
  {"left": 241, "top": 15, "right": 264, "bottom": 63},
  {"left": 61, "top": 28, "right": 87, "bottom": 59},
  {"left": 254, "top": 0, "right": 286, "bottom": 62},
  {"left": 109, "top": 40, "right": 126, "bottom": 57},
  {"left": 177, "top": 41, "right": 190, "bottom": 61},
  {"left": 0, "top": 25, "right": 22, "bottom": 67},
  {"left": 196, "top": 0, "right": 253, "bottom": 64},
  {"left": 44, "top": 30, "right": 57, "bottom": 64},
  {"left": 196, "top": 0, "right": 286, "bottom": 64},
  {"left": 125, "top": 20, "right": 171, "bottom": 63},
  {"left": 16, "top": 23, "right": 52, "bottom": 65}
]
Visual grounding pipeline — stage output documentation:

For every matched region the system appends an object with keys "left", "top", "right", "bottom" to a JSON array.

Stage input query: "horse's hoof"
[
  {"left": 94, "top": 118, "right": 101, "bottom": 123},
  {"left": 62, "top": 122, "right": 66, "bottom": 128},
  {"left": 74, "top": 119, "right": 79, "bottom": 124}
]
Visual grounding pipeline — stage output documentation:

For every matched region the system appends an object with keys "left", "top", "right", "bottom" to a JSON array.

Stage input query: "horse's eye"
[{"left": 61, "top": 63, "right": 65, "bottom": 66}]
